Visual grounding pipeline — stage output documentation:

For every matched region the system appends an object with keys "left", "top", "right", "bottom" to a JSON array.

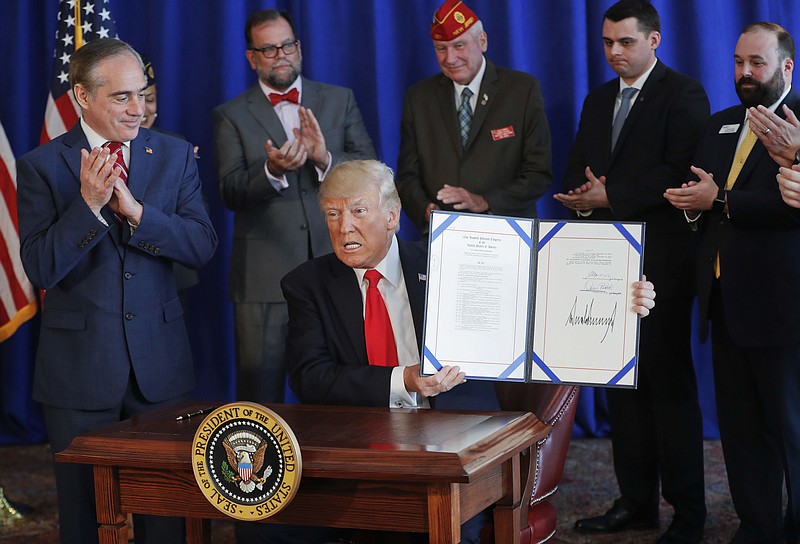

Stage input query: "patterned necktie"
[
  {"left": 611, "top": 87, "right": 637, "bottom": 150},
  {"left": 715, "top": 123, "right": 759, "bottom": 278},
  {"left": 268, "top": 87, "right": 300, "bottom": 106},
  {"left": 458, "top": 87, "right": 474, "bottom": 148},
  {"left": 364, "top": 269, "right": 398, "bottom": 367},
  {"left": 104, "top": 141, "right": 128, "bottom": 184},
  {"left": 725, "top": 124, "right": 758, "bottom": 189},
  {"left": 104, "top": 141, "right": 128, "bottom": 223}
]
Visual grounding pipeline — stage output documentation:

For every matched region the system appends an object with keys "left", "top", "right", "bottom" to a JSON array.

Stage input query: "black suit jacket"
[
  {"left": 280, "top": 238, "right": 498, "bottom": 409},
  {"left": 692, "top": 89, "right": 800, "bottom": 347},
  {"left": 564, "top": 60, "right": 710, "bottom": 299}
]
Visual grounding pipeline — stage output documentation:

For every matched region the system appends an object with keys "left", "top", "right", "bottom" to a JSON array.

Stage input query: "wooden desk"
[{"left": 56, "top": 401, "right": 549, "bottom": 544}]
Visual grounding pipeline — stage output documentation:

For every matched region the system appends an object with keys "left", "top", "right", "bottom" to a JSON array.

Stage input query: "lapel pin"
[
  {"left": 418, "top": 273, "right": 427, "bottom": 282},
  {"left": 145, "top": 147, "right": 153, "bottom": 154},
  {"left": 481, "top": 93, "right": 488, "bottom": 106}
]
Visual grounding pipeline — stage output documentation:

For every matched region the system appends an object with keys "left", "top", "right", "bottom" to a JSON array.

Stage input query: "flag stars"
[
  {"left": 82, "top": 20, "right": 92, "bottom": 34},
  {"left": 62, "top": 34, "right": 74, "bottom": 47},
  {"left": 57, "top": 71, "right": 69, "bottom": 84},
  {"left": 66, "top": 0, "right": 76, "bottom": 8},
  {"left": 60, "top": 52, "right": 71, "bottom": 65},
  {"left": 97, "top": 26, "right": 110, "bottom": 38},
  {"left": 83, "top": 2, "right": 95, "bottom": 15},
  {"left": 99, "top": 8, "right": 111, "bottom": 21},
  {"left": 65, "top": 14, "right": 75, "bottom": 27}
]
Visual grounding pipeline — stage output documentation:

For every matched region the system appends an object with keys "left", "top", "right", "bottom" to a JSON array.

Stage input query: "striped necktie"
[{"left": 104, "top": 141, "right": 128, "bottom": 184}]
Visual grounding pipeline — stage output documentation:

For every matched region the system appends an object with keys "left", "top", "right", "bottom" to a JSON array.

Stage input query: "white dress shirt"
[{"left": 353, "top": 236, "right": 428, "bottom": 408}]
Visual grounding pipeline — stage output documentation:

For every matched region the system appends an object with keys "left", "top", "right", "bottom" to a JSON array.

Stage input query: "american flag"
[
  {"left": 41, "top": 0, "right": 119, "bottom": 144},
  {"left": 0, "top": 120, "right": 36, "bottom": 342}
]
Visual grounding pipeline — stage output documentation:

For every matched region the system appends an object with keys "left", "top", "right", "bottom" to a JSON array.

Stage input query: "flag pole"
[{"left": 74, "top": 1, "right": 83, "bottom": 49}]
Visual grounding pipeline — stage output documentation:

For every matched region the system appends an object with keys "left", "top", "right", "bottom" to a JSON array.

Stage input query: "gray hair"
[{"left": 69, "top": 38, "right": 143, "bottom": 96}]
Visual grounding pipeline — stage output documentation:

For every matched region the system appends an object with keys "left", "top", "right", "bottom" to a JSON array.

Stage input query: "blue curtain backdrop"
[{"left": 2, "top": 0, "right": 800, "bottom": 444}]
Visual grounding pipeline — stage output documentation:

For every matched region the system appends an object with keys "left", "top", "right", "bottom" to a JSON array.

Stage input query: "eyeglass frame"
[{"left": 249, "top": 40, "right": 300, "bottom": 59}]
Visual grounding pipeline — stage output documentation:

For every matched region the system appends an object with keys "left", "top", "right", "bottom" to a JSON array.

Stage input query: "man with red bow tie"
[{"left": 213, "top": 9, "right": 376, "bottom": 405}]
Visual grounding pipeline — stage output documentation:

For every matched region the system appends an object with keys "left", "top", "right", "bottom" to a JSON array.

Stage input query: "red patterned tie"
[
  {"left": 364, "top": 269, "right": 398, "bottom": 367},
  {"left": 104, "top": 141, "right": 128, "bottom": 184},
  {"left": 103, "top": 141, "right": 128, "bottom": 222},
  {"left": 268, "top": 87, "right": 300, "bottom": 106}
]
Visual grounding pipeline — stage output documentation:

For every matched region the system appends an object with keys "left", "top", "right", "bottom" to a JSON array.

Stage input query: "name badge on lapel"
[
  {"left": 491, "top": 126, "right": 515, "bottom": 141},
  {"left": 719, "top": 124, "right": 740, "bottom": 134}
]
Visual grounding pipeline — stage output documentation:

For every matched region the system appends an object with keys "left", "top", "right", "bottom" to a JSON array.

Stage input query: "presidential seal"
[{"left": 191, "top": 402, "right": 301, "bottom": 520}]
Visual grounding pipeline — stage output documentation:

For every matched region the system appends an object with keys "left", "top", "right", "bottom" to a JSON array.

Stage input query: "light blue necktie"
[
  {"left": 458, "top": 88, "right": 474, "bottom": 147},
  {"left": 611, "top": 87, "right": 637, "bottom": 150}
]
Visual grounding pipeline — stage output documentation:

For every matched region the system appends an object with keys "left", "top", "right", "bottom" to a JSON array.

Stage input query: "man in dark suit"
[
  {"left": 396, "top": 0, "right": 551, "bottom": 233},
  {"left": 213, "top": 9, "right": 376, "bottom": 404},
  {"left": 665, "top": 22, "right": 800, "bottom": 544},
  {"left": 16, "top": 39, "right": 217, "bottom": 544},
  {"left": 237, "top": 159, "right": 657, "bottom": 544},
  {"left": 554, "top": 3, "right": 709, "bottom": 542}
]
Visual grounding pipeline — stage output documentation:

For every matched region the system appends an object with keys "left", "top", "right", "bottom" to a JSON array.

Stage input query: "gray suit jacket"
[{"left": 213, "top": 77, "right": 376, "bottom": 302}]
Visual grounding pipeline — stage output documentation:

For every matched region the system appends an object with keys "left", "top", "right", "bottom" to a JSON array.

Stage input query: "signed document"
[{"left": 421, "top": 211, "right": 644, "bottom": 388}]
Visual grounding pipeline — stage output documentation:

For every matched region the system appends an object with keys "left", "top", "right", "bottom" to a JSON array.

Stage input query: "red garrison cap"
[{"left": 430, "top": 0, "right": 479, "bottom": 41}]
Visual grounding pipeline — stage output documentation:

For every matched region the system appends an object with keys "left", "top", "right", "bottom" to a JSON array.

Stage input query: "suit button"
[
  {"left": 125, "top": 313, "right": 134, "bottom": 320},
  {"left": 300, "top": 224, "right": 308, "bottom": 230},
  {"left": 154, "top": 247, "right": 160, "bottom": 254},
  {"left": 124, "top": 272, "right": 133, "bottom": 279}
]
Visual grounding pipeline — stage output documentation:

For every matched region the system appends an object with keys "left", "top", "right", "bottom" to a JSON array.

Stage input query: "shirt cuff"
[
  {"left": 315, "top": 151, "right": 333, "bottom": 183},
  {"left": 389, "top": 366, "right": 421, "bottom": 408},
  {"left": 685, "top": 210, "right": 702, "bottom": 223},
  {"left": 265, "top": 160, "right": 289, "bottom": 191},
  {"left": 576, "top": 209, "right": 594, "bottom": 217}
]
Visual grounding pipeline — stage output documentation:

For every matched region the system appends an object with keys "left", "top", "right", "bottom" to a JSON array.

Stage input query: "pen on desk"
[{"left": 175, "top": 406, "right": 216, "bottom": 421}]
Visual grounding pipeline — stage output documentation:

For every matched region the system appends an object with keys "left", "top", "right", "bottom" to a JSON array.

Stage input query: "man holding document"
[{"left": 235, "top": 159, "right": 656, "bottom": 544}]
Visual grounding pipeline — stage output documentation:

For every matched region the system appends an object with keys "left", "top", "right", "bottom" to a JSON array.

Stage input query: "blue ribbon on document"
[
  {"left": 423, "top": 346, "right": 442, "bottom": 371},
  {"left": 537, "top": 221, "right": 567, "bottom": 250},
  {"left": 531, "top": 351, "right": 562, "bottom": 383},
  {"left": 506, "top": 219, "right": 533, "bottom": 248},
  {"left": 606, "top": 356, "right": 637, "bottom": 385},
  {"left": 430, "top": 213, "right": 460, "bottom": 243},
  {"left": 498, "top": 352, "right": 528, "bottom": 381},
  {"left": 613, "top": 224, "right": 642, "bottom": 254}
]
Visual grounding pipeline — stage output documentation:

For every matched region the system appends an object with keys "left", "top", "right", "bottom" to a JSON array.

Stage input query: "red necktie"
[
  {"left": 268, "top": 88, "right": 300, "bottom": 106},
  {"left": 103, "top": 141, "right": 128, "bottom": 184},
  {"left": 103, "top": 141, "right": 128, "bottom": 223},
  {"left": 364, "top": 269, "right": 398, "bottom": 367}
]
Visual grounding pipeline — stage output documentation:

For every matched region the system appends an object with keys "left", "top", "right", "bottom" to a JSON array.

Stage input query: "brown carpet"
[{"left": 0, "top": 439, "right": 738, "bottom": 543}]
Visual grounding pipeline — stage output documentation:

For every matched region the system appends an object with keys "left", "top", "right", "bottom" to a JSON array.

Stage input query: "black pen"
[{"left": 175, "top": 406, "right": 216, "bottom": 421}]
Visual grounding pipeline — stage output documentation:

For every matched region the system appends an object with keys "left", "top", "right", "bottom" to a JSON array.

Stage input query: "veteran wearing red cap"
[{"left": 397, "top": 0, "right": 552, "bottom": 232}]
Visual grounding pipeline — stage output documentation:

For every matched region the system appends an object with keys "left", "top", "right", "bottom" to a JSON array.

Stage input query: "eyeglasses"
[{"left": 249, "top": 40, "right": 299, "bottom": 59}]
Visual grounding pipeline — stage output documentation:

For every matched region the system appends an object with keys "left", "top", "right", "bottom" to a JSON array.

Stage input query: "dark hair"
[
  {"left": 604, "top": 0, "right": 660, "bottom": 35},
  {"left": 69, "top": 38, "right": 143, "bottom": 95},
  {"left": 742, "top": 22, "right": 795, "bottom": 61},
  {"left": 245, "top": 10, "right": 296, "bottom": 47}
]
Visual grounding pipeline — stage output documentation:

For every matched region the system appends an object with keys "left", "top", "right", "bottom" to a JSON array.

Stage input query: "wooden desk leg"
[
  {"left": 427, "top": 482, "right": 460, "bottom": 544},
  {"left": 93, "top": 465, "right": 127, "bottom": 544},
  {"left": 186, "top": 517, "right": 210, "bottom": 544},
  {"left": 493, "top": 454, "right": 523, "bottom": 544}
]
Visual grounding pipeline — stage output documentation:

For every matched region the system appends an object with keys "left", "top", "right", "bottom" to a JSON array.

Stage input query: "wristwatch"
[{"left": 711, "top": 186, "right": 726, "bottom": 213}]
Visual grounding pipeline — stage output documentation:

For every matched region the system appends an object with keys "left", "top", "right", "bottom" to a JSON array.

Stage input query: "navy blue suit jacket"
[
  {"left": 692, "top": 89, "right": 800, "bottom": 346},
  {"left": 280, "top": 238, "right": 498, "bottom": 410},
  {"left": 17, "top": 124, "right": 218, "bottom": 409}
]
